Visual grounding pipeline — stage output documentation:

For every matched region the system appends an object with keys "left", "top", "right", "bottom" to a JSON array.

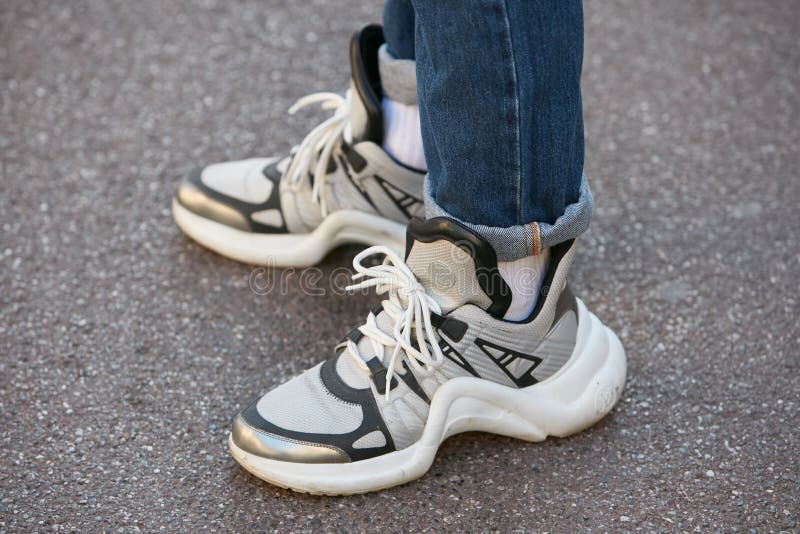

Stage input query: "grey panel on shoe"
[
  {"left": 374, "top": 385, "right": 429, "bottom": 450},
  {"left": 406, "top": 240, "right": 493, "bottom": 314},
  {"left": 250, "top": 209, "right": 284, "bottom": 228},
  {"left": 325, "top": 141, "right": 425, "bottom": 224},
  {"left": 530, "top": 310, "right": 578, "bottom": 381},
  {"left": 354, "top": 142, "right": 425, "bottom": 200},
  {"left": 279, "top": 175, "right": 322, "bottom": 233},
  {"left": 359, "top": 175, "right": 407, "bottom": 222},
  {"left": 324, "top": 164, "right": 379, "bottom": 216},
  {"left": 257, "top": 363, "right": 363, "bottom": 434},
  {"left": 352, "top": 430, "right": 387, "bottom": 449},
  {"left": 442, "top": 241, "right": 579, "bottom": 387},
  {"left": 336, "top": 351, "right": 371, "bottom": 389}
]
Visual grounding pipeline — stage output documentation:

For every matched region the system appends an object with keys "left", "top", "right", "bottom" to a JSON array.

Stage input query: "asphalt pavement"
[{"left": 1, "top": 0, "right": 798, "bottom": 531}]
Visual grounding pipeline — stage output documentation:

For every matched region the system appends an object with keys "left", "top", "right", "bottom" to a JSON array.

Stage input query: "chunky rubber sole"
[
  {"left": 172, "top": 199, "right": 406, "bottom": 267},
  {"left": 228, "top": 299, "right": 627, "bottom": 495}
]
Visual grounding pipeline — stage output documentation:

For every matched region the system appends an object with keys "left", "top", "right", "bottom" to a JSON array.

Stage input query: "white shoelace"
[
  {"left": 284, "top": 90, "right": 354, "bottom": 217},
  {"left": 345, "top": 246, "right": 446, "bottom": 399}
]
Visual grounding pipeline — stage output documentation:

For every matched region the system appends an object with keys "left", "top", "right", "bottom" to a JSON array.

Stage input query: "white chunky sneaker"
[
  {"left": 229, "top": 217, "right": 627, "bottom": 494},
  {"left": 173, "top": 25, "right": 425, "bottom": 266}
]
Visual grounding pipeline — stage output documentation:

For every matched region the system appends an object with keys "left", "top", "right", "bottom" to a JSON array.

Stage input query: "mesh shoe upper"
[{"left": 232, "top": 217, "right": 582, "bottom": 462}]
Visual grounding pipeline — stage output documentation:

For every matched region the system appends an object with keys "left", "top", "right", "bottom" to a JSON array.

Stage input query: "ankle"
[
  {"left": 497, "top": 249, "right": 551, "bottom": 321},
  {"left": 381, "top": 98, "right": 427, "bottom": 172}
]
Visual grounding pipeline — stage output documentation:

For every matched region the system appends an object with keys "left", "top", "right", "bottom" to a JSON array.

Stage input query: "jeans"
[{"left": 382, "top": 0, "right": 593, "bottom": 261}]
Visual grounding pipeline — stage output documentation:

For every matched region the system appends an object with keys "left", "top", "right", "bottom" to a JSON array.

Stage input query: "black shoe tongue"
[
  {"left": 347, "top": 24, "right": 385, "bottom": 144},
  {"left": 404, "top": 217, "right": 513, "bottom": 317}
]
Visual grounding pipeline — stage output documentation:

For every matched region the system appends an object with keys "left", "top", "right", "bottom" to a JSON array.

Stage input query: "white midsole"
[
  {"left": 172, "top": 199, "right": 406, "bottom": 267},
  {"left": 228, "top": 299, "right": 627, "bottom": 495}
]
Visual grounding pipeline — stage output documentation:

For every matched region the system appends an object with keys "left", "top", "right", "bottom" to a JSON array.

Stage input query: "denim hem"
[
  {"left": 423, "top": 174, "right": 594, "bottom": 261},
  {"left": 378, "top": 44, "right": 418, "bottom": 105}
]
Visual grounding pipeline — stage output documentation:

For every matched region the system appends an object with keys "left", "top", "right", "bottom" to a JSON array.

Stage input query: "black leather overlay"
[
  {"left": 475, "top": 338, "right": 543, "bottom": 388},
  {"left": 349, "top": 25, "right": 384, "bottom": 144},
  {"left": 178, "top": 165, "right": 288, "bottom": 234}
]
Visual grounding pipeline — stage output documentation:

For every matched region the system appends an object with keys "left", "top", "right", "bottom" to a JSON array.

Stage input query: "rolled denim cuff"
[
  {"left": 378, "top": 44, "right": 418, "bottom": 105},
  {"left": 424, "top": 174, "right": 594, "bottom": 261}
]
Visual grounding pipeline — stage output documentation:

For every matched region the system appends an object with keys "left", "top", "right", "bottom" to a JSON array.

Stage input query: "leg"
[
  {"left": 383, "top": 0, "right": 416, "bottom": 60},
  {"left": 413, "top": 0, "right": 591, "bottom": 260},
  {"left": 380, "top": 0, "right": 426, "bottom": 170}
]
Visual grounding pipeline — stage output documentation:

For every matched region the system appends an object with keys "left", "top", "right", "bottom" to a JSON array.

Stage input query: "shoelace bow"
[
  {"left": 345, "top": 246, "right": 447, "bottom": 399},
  {"left": 284, "top": 89, "right": 354, "bottom": 217}
]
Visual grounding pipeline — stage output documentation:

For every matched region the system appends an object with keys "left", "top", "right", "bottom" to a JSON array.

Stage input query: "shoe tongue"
[
  {"left": 335, "top": 307, "right": 396, "bottom": 389},
  {"left": 404, "top": 218, "right": 513, "bottom": 317},
  {"left": 347, "top": 25, "right": 385, "bottom": 144}
]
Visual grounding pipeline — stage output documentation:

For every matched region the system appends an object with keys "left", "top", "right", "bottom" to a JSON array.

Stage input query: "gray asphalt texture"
[{"left": 2, "top": 0, "right": 798, "bottom": 531}]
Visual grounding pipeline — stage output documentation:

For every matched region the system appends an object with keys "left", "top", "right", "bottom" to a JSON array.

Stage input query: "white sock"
[
  {"left": 497, "top": 249, "right": 551, "bottom": 321},
  {"left": 381, "top": 98, "right": 427, "bottom": 171}
]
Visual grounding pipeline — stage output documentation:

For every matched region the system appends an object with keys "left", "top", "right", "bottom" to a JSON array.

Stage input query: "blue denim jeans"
[{"left": 382, "top": 0, "right": 592, "bottom": 260}]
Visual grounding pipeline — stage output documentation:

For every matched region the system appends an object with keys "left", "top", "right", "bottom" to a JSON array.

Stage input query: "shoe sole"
[
  {"left": 228, "top": 298, "right": 627, "bottom": 495},
  {"left": 172, "top": 198, "right": 406, "bottom": 267}
]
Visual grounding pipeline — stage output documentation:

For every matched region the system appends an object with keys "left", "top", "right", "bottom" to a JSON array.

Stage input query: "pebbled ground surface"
[{"left": 1, "top": 0, "right": 798, "bottom": 531}]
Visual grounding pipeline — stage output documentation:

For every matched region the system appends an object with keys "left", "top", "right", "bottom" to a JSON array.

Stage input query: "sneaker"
[
  {"left": 228, "top": 216, "right": 627, "bottom": 494},
  {"left": 172, "top": 25, "right": 425, "bottom": 266}
]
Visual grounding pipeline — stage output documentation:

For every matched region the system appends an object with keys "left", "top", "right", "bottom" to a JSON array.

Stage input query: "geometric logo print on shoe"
[{"left": 433, "top": 315, "right": 543, "bottom": 388}]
